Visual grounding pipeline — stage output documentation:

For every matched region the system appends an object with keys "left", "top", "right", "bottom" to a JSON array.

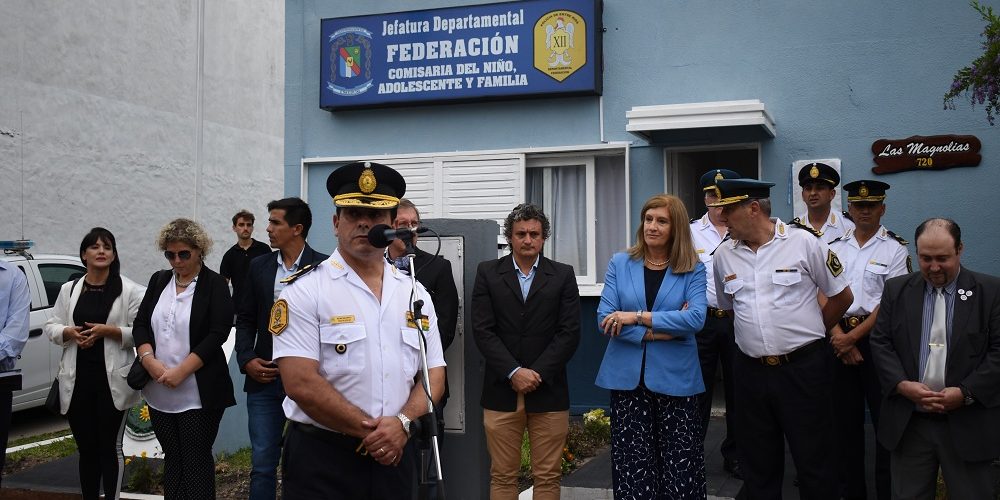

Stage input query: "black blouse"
[{"left": 73, "top": 282, "right": 113, "bottom": 374}]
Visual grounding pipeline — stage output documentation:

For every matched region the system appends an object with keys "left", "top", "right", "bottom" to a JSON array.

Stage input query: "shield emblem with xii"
[{"left": 534, "top": 10, "right": 586, "bottom": 82}]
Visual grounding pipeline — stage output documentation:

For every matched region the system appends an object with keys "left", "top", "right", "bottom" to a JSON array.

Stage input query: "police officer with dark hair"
[
  {"left": 828, "top": 180, "right": 909, "bottom": 500},
  {"left": 272, "top": 162, "right": 446, "bottom": 499},
  {"left": 795, "top": 162, "right": 855, "bottom": 243}
]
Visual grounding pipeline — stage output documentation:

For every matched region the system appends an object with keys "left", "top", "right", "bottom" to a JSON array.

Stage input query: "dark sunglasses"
[{"left": 164, "top": 250, "right": 193, "bottom": 261}]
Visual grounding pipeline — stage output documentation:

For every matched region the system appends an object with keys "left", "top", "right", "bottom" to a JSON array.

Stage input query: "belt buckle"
[
  {"left": 764, "top": 355, "right": 780, "bottom": 366},
  {"left": 714, "top": 309, "right": 727, "bottom": 318},
  {"left": 847, "top": 316, "right": 860, "bottom": 327}
]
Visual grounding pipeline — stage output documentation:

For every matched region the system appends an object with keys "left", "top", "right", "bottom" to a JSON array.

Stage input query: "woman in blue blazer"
[{"left": 596, "top": 194, "right": 708, "bottom": 499}]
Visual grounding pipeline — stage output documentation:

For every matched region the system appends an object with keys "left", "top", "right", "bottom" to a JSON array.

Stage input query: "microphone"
[{"left": 366, "top": 224, "right": 428, "bottom": 248}]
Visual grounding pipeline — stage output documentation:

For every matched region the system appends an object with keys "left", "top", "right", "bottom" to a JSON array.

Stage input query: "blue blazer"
[{"left": 595, "top": 252, "right": 707, "bottom": 397}]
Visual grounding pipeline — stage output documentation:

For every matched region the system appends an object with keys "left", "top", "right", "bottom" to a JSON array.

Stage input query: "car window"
[{"left": 37, "top": 263, "right": 86, "bottom": 306}]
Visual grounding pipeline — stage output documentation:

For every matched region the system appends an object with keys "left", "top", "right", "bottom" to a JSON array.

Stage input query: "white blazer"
[{"left": 44, "top": 274, "right": 145, "bottom": 413}]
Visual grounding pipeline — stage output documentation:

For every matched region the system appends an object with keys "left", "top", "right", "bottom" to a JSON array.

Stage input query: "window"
[
  {"left": 526, "top": 153, "right": 627, "bottom": 286},
  {"left": 37, "top": 264, "right": 85, "bottom": 306}
]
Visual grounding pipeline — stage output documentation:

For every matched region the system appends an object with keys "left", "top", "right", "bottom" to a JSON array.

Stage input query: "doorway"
[{"left": 665, "top": 145, "right": 760, "bottom": 219}]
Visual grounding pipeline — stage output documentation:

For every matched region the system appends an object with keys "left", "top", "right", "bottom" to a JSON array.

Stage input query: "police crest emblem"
[
  {"left": 327, "top": 27, "right": 374, "bottom": 97},
  {"left": 269, "top": 299, "right": 289, "bottom": 336},
  {"left": 826, "top": 249, "right": 844, "bottom": 277},
  {"left": 534, "top": 10, "right": 586, "bottom": 82}
]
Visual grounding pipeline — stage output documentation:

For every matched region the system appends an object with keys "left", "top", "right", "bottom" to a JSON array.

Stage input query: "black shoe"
[{"left": 724, "top": 457, "right": 744, "bottom": 480}]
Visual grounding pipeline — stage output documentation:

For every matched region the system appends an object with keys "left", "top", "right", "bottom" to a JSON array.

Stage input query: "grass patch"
[
  {"left": 7, "top": 429, "right": 73, "bottom": 448},
  {"left": 4, "top": 436, "right": 78, "bottom": 477}
]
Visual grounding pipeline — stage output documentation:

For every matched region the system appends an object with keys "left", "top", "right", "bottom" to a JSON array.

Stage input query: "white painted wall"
[{"left": 0, "top": 0, "right": 284, "bottom": 279}]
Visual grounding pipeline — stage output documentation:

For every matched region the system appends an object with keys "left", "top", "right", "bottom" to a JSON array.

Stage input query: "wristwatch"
[
  {"left": 960, "top": 386, "right": 976, "bottom": 406},
  {"left": 397, "top": 413, "right": 412, "bottom": 438}
]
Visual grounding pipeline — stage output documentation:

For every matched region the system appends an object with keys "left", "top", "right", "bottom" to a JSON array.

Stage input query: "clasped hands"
[
  {"left": 829, "top": 326, "right": 863, "bottom": 365},
  {"left": 601, "top": 305, "right": 687, "bottom": 341},
  {"left": 360, "top": 416, "right": 409, "bottom": 466},
  {"left": 63, "top": 322, "right": 116, "bottom": 349},
  {"left": 895, "top": 381, "right": 964, "bottom": 413},
  {"left": 140, "top": 356, "right": 190, "bottom": 389}
]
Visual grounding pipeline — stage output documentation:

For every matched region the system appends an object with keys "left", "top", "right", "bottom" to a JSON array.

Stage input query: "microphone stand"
[{"left": 401, "top": 236, "right": 446, "bottom": 500}]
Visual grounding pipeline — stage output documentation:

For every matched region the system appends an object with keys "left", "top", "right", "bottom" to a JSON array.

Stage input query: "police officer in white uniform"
[
  {"left": 828, "top": 180, "right": 909, "bottom": 500},
  {"left": 710, "top": 178, "right": 853, "bottom": 500},
  {"left": 795, "top": 162, "right": 855, "bottom": 244},
  {"left": 272, "top": 162, "right": 447, "bottom": 500},
  {"left": 690, "top": 168, "right": 743, "bottom": 478}
]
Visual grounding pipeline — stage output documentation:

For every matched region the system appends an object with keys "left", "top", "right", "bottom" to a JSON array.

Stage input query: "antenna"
[{"left": 19, "top": 112, "right": 24, "bottom": 240}]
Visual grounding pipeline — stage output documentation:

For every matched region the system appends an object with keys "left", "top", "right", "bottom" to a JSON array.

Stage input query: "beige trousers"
[{"left": 483, "top": 394, "right": 569, "bottom": 500}]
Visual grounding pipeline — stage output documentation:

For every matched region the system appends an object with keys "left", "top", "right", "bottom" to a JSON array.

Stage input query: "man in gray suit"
[{"left": 870, "top": 218, "right": 1000, "bottom": 498}]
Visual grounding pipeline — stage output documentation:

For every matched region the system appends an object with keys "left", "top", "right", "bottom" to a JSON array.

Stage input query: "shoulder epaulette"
[
  {"left": 788, "top": 220, "right": 822, "bottom": 238},
  {"left": 842, "top": 210, "right": 854, "bottom": 223},
  {"left": 886, "top": 229, "right": 909, "bottom": 246},
  {"left": 280, "top": 262, "right": 321, "bottom": 285},
  {"left": 689, "top": 217, "right": 699, "bottom": 224},
  {"left": 709, "top": 234, "right": 731, "bottom": 256}
]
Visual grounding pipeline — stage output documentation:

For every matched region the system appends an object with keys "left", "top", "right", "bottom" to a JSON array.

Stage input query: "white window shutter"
[
  {"left": 440, "top": 154, "right": 524, "bottom": 223},
  {"left": 379, "top": 158, "right": 437, "bottom": 217}
]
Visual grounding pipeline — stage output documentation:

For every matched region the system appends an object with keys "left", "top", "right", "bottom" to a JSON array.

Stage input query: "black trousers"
[
  {"left": 67, "top": 376, "right": 127, "bottom": 500},
  {"left": 148, "top": 407, "right": 224, "bottom": 500},
  {"left": 734, "top": 342, "right": 838, "bottom": 500},
  {"left": 833, "top": 335, "right": 890, "bottom": 500},
  {"left": 696, "top": 313, "right": 738, "bottom": 461},
  {"left": 0, "top": 388, "right": 11, "bottom": 489},
  {"left": 283, "top": 422, "right": 416, "bottom": 500}
]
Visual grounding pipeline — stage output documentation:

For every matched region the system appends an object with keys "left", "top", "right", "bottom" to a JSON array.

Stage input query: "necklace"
[
  {"left": 175, "top": 274, "right": 198, "bottom": 288},
  {"left": 645, "top": 257, "right": 669, "bottom": 267}
]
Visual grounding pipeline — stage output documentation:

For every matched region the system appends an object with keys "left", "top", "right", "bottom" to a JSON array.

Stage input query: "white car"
[{"left": 1, "top": 243, "right": 85, "bottom": 411}]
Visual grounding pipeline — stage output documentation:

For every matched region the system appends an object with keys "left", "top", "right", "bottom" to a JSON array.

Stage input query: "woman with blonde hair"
[
  {"left": 132, "top": 218, "right": 235, "bottom": 499},
  {"left": 595, "top": 194, "right": 709, "bottom": 499}
]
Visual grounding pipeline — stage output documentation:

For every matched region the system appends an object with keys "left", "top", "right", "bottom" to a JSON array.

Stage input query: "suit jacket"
[
  {"left": 471, "top": 255, "right": 580, "bottom": 413},
  {"left": 45, "top": 274, "right": 146, "bottom": 412},
  {"left": 132, "top": 266, "right": 236, "bottom": 410},
  {"left": 870, "top": 268, "right": 1000, "bottom": 461},
  {"left": 234, "top": 244, "right": 327, "bottom": 393},
  {"left": 594, "top": 253, "right": 707, "bottom": 396},
  {"left": 410, "top": 247, "right": 459, "bottom": 352}
]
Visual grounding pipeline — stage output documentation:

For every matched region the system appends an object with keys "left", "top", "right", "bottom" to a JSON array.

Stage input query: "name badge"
[
  {"left": 330, "top": 315, "right": 355, "bottom": 324},
  {"left": 724, "top": 274, "right": 737, "bottom": 282},
  {"left": 405, "top": 311, "right": 430, "bottom": 330}
]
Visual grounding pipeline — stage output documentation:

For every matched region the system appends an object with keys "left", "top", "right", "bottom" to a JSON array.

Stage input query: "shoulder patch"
[
  {"left": 269, "top": 299, "right": 289, "bottom": 336},
  {"left": 280, "top": 263, "right": 321, "bottom": 285},
  {"left": 826, "top": 249, "right": 844, "bottom": 277},
  {"left": 789, "top": 220, "right": 823, "bottom": 238},
  {"left": 886, "top": 229, "right": 909, "bottom": 246}
]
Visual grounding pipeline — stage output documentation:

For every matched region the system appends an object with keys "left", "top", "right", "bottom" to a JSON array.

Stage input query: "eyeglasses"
[{"left": 164, "top": 250, "right": 193, "bottom": 261}]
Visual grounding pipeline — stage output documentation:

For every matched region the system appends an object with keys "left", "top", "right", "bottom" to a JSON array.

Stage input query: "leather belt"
[
  {"left": 290, "top": 421, "right": 368, "bottom": 456},
  {"left": 839, "top": 315, "right": 870, "bottom": 331},
  {"left": 754, "top": 339, "right": 823, "bottom": 366},
  {"left": 707, "top": 307, "right": 730, "bottom": 319}
]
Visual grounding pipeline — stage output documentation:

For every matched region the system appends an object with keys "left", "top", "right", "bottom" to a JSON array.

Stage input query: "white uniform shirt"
[
  {"left": 828, "top": 226, "right": 910, "bottom": 316},
  {"left": 273, "top": 249, "right": 446, "bottom": 430},
  {"left": 690, "top": 213, "right": 727, "bottom": 308},
  {"left": 713, "top": 218, "right": 850, "bottom": 357},
  {"left": 144, "top": 277, "right": 202, "bottom": 412},
  {"left": 796, "top": 210, "right": 855, "bottom": 244}
]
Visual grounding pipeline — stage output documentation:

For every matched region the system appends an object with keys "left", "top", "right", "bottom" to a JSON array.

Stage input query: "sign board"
[
  {"left": 871, "top": 135, "right": 981, "bottom": 174},
  {"left": 320, "top": 0, "right": 602, "bottom": 110}
]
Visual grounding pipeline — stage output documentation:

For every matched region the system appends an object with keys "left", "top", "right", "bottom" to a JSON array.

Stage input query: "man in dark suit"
[
  {"left": 234, "top": 197, "right": 328, "bottom": 500},
  {"left": 472, "top": 203, "right": 581, "bottom": 500},
  {"left": 870, "top": 218, "right": 1000, "bottom": 498},
  {"left": 385, "top": 198, "right": 459, "bottom": 490}
]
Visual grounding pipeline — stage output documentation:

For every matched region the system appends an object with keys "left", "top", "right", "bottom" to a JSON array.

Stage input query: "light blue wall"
[{"left": 286, "top": 0, "right": 1000, "bottom": 271}]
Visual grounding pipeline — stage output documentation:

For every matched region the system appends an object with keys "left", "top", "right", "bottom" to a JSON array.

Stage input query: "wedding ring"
[{"left": 379, "top": 447, "right": 385, "bottom": 454}]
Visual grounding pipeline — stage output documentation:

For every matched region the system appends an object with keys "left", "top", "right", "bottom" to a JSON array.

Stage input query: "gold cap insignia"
[
  {"left": 859, "top": 184, "right": 869, "bottom": 197},
  {"left": 713, "top": 186, "right": 722, "bottom": 200},
  {"left": 359, "top": 167, "right": 377, "bottom": 194},
  {"left": 809, "top": 164, "right": 819, "bottom": 178},
  {"left": 268, "top": 299, "right": 289, "bottom": 336},
  {"left": 714, "top": 171, "right": 724, "bottom": 183}
]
